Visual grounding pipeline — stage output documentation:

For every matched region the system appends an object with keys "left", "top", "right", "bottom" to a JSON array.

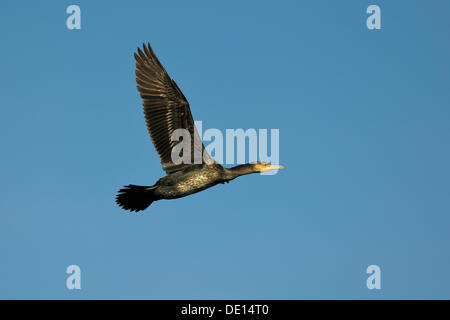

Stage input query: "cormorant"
[{"left": 116, "top": 43, "right": 284, "bottom": 212}]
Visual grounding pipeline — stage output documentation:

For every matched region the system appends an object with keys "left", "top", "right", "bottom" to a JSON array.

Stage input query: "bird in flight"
[{"left": 116, "top": 43, "right": 284, "bottom": 212}]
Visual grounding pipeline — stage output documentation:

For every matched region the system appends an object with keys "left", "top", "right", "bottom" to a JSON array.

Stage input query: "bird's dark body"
[
  {"left": 154, "top": 164, "right": 226, "bottom": 199},
  {"left": 115, "top": 42, "right": 282, "bottom": 212}
]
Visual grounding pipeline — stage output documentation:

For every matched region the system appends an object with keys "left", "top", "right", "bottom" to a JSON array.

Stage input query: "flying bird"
[{"left": 116, "top": 43, "right": 284, "bottom": 212}]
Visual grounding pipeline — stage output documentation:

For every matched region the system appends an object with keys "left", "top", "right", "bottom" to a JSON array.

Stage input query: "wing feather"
[{"left": 134, "top": 42, "right": 215, "bottom": 173}]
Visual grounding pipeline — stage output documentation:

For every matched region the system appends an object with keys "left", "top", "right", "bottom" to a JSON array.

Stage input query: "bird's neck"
[{"left": 223, "top": 164, "right": 257, "bottom": 181}]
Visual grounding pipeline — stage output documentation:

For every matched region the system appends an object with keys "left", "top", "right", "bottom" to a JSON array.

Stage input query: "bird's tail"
[{"left": 116, "top": 184, "right": 158, "bottom": 212}]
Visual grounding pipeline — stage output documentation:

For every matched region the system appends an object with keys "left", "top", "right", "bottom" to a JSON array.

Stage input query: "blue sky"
[{"left": 1, "top": 0, "right": 449, "bottom": 299}]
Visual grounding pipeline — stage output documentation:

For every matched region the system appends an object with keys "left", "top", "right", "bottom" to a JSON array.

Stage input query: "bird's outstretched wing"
[{"left": 134, "top": 42, "right": 215, "bottom": 174}]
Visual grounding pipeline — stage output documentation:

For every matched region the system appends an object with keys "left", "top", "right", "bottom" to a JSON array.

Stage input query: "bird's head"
[
  {"left": 252, "top": 161, "right": 285, "bottom": 173},
  {"left": 225, "top": 161, "right": 285, "bottom": 180}
]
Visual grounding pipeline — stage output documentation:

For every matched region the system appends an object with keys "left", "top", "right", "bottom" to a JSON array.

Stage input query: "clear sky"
[{"left": 1, "top": 0, "right": 449, "bottom": 299}]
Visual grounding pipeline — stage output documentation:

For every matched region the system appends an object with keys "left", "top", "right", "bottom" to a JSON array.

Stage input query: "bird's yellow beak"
[{"left": 260, "top": 164, "right": 285, "bottom": 172}]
